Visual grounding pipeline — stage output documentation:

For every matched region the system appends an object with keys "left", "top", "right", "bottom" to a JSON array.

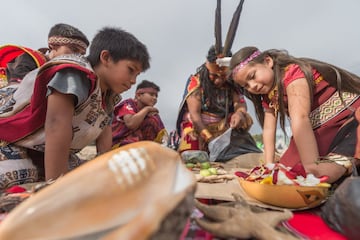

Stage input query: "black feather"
[
  {"left": 223, "top": 0, "right": 245, "bottom": 56},
  {"left": 214, "top": 0, "right": 222, "bottom": 55}
]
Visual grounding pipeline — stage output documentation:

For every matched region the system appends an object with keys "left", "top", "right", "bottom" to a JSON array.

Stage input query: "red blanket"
[{"left": 284, "top": 212, "right": 346, "bottom": 240}]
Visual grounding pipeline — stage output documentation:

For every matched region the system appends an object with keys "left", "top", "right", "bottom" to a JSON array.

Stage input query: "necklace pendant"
[{"left": 269, "top": 102, "right": 279, "bottom": 118}]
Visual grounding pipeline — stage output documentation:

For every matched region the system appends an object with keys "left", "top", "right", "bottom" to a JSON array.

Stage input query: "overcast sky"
[{"left": 2, "top": 0, "right": 360, "bottom": 134}]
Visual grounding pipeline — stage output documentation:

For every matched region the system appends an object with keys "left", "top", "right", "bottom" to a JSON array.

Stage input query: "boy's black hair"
[
  {"left": 136, "top": 80, "right": 160, "bottom": 91},
  {"left": 48, "top": 23, "right": 89, "bottom": 46},
  {"left": 87, "top": 27, "right": 150, "bottom": 71}
]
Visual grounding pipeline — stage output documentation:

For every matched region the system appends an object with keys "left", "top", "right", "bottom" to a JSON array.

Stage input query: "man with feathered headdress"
[{"left": 176, "top": 0, "right": 260, "bottom": 159}]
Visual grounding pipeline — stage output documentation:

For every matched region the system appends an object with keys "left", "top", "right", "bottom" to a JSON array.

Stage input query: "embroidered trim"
[
  {"left": 48, "top": 36, "right": 87, "bottom": 55},
  {"left": 310, "top": 91, "right": 359, "bottom": 129}
]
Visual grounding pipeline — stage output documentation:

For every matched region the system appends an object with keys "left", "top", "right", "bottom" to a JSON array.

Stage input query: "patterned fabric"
[
  {"left": 176, "top": 75, "right": 239, "bottom": 153},
  {"left": 178, "top": 112, "right": 228, "bottom": 153},
  {"left": 48, "top": 36, "right": 88, "bottom": 55},
  {"left": 0, "top": 55, "right": 116, "bottom": 190},
  {"left": 176, "top": 75, "right": 201, "bottom": 134},
  {"left": 0, "top": 54, "right": 98, "bottom": 145},
  {"left": 0, "top": 145, "right": 37, "bottom": 190},
  {"left": 112, "top": 98, "right": 166, "bottom": 148},
  {"left": 168, "top": 130, "right": 180, "bottom": 150},
  {"left": 310, "top": 91, "right": 359, "bottom": 129},
  {"left": 262, "top": 64, "right": 360, "bottom": 169},
  {"left": 179, "top": 208, "right": 214, "bottom": 240},
  {"left": 0, "top": 68, "right": 6, "bottom": 88},
  {"left": 0, "top": 143, "right": 87, "bottom": 190},
  {"left": 0, "top": 44, "right": 46, "bottom": 70},
  {"left": 0, "top": 44, "right": 47, "bottom": 87},
  {"left": 0, "top": 87, "right": 16, "bottom": 114}
]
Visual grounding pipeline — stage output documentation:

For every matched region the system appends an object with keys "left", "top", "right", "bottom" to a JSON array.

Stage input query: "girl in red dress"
[{"left": 230, "top": 46, "right": 360, "bottom": 183}]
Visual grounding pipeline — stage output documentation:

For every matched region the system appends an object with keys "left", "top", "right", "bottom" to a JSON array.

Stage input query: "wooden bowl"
[{"left": 238, "top": 178, "right": 330, "bottom": 209}]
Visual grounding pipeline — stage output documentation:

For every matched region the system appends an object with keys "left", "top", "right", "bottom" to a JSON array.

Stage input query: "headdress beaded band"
[
  {"left": 232, "top": 50, "right": 261, "bottom": 77},
  {"left": 48, "top": 36, "right": 88, "bottom": 54}
]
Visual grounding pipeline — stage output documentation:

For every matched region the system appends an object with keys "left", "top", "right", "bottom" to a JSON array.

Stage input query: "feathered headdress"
[{"left": 207, "top": 0, "right": 245, "bottom": 72}]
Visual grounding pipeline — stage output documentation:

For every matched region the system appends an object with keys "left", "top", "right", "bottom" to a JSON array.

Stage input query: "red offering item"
[
  {"left": 5, "top": 186, "right": 26, "bottom": 194},
  {"left": 235, "top": 163, "right": 331, "bottom": 187},
  {"left": 283, "top": 212, "right": 346, "bottom": 240}
]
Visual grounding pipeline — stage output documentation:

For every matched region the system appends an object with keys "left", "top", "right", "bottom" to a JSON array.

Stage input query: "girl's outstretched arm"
[
  {"left": 263, "top": 109, "right": 277, "bottom": 163},
  {"left": 288, "top": 78, "right": 346, "bottom": 182},
  {"left": 45, "top": 90, "right": 75, "bottom": 180},
  {"left": 287, "top": 78, "right": 319, "bottom": 171}
]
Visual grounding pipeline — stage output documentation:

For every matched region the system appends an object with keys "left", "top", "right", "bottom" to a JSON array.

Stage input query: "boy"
[
  {"left": 0, "top": 27, "right": 150, "bottom": 188},
  {"left": 112, "top": 80, "right": 167, "bottom": 148}
]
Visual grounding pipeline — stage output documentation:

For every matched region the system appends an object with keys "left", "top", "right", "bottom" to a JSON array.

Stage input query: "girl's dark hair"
[
  {"left": 230, "top": 46, "right": 360, "bottom": 135},
  {"left": 87, "top": 27, "right": 150, "bottom": 71}
]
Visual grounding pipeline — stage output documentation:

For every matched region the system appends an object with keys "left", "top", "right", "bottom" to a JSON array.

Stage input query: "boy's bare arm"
[
  {"left": 123, "top": 106, "right": 158, "bottom": 130},
  {"left": 45, "top": 91, "right": 75, "bottom": 180},
  {"left": 96, "top": 125, "right": 112, "bottom": 154}
]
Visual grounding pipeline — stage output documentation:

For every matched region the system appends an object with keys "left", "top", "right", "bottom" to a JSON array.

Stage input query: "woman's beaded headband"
[{"left": 232, "top": 50, "right": 261, "bottom": 77}]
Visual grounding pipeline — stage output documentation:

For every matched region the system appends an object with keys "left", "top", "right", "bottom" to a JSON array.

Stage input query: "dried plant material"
[
  {"left": 194, "top": 193, "right": 298, "bottom": 240},
  {"left": 193, "top": 165, "right": 235, "bottom": 183},
  {"left": 196, "top": 174, "right": 235, "bottom": 183}
]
